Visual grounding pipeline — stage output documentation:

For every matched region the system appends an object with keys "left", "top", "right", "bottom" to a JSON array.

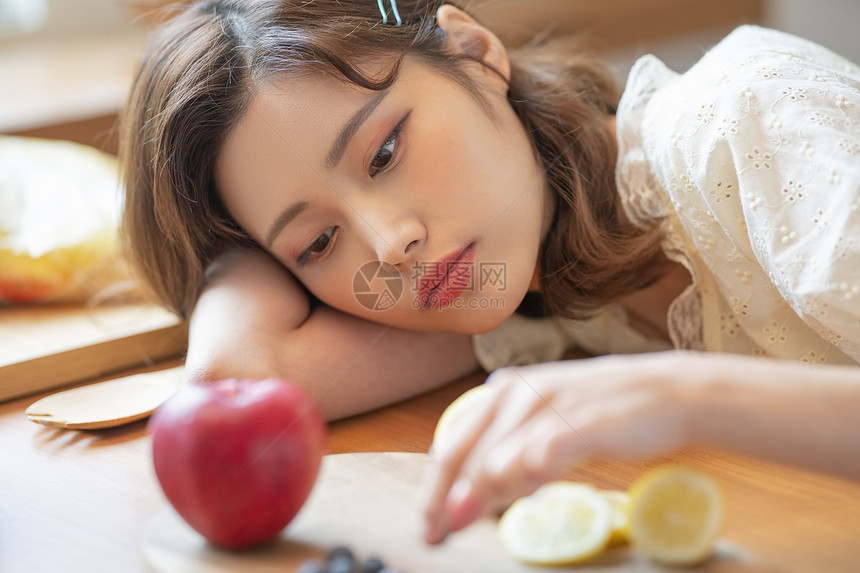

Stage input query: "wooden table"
[{"left": 1, "top": 362, "right": 859, "bottom": 573}]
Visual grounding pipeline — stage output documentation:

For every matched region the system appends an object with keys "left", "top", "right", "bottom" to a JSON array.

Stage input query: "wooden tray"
[{"left": 0, "top": 302, "right": 185, "bottom": 402}]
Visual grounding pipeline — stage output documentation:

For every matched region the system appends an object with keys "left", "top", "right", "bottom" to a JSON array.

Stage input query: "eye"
[
  {"left": 369, "top": 136, "right": 396, "bottom": 176},
  {"left": 297, "top": 227, "right": 337, "bottom": 268},
  {"left": 368, "top": 113, "right": 409, "bottom": 177}
]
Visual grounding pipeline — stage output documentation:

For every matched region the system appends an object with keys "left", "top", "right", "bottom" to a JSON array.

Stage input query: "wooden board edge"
[{"left": 0, "top": 322, "right": 187, "bottom": 403}]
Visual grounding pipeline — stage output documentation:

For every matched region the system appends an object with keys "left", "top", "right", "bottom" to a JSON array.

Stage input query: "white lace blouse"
[{"left": 472, "top": 26, "right": 860, "bottom": 372}]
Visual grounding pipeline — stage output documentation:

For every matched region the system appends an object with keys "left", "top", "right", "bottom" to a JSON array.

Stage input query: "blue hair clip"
[{"left": 377, "top": 0, "right": 402, "bottom": 26}]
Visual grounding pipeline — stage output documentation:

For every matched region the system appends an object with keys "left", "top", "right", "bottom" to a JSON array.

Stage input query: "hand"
[{"left": 421, "top": 351, "right": 698, "bottom": 544}]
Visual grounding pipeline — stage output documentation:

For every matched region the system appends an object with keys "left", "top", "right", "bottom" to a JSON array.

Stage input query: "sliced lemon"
[
  {"left": 499, "top": 481, "right": 613, "bottom": 565},
  {"left": 627, "top": 466, "right": 724, "bottom": 566},
  {"left": 599, "top": 489, "right": 631, "bottom": 546},
  {"left": 432, "top": 384, "right": 493, "bottom": 453}
]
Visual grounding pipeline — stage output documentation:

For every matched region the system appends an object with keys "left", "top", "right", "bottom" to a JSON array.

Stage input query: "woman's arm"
[
  {"left": 687, "top": 354, "right": 860, "bottom": 481},
  {"left": 421, "top": 351, "right": 860, "bottom": 543},
  {"left": 184, "top": 248, "right": 480, "bottom": 421}
]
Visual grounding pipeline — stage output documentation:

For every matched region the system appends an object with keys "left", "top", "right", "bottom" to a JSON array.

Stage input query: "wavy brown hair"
[{"left": 120, "top": 0, "right": 664, "bottom": 321}]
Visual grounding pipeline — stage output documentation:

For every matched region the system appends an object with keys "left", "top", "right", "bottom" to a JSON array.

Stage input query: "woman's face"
[{"left": 216, "top": 57, "right": 554, "bottom": 334}]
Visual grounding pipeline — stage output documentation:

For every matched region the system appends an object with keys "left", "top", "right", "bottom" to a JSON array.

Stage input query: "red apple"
[{"left": 148, "top": 378, "right": 326, "bottom": 549}]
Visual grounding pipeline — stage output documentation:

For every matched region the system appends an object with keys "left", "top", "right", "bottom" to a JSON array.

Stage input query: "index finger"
[{"left": 420, "top": 382, "right": 503, "bottom": 544}]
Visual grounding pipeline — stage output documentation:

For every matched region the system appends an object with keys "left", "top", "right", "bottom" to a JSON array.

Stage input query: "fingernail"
[{"left": 445, "top": 479, "right": 486, "bottom": 533}]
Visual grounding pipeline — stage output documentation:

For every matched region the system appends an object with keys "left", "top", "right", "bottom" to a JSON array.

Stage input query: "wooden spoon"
[{"left": 26, "top": 366, "right": 184, "bottom": 430}]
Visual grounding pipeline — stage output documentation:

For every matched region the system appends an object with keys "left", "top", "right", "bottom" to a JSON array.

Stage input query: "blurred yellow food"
[
  {"left": 432, "top": 384, "right": 493, "bottom": 453},
  {"left": 627, "top": 466, "right": 724, "bottom": 566},
  {"left": 599, "top": 489, "right": 631, "bottom": 546},
  {"left": 0, "top": 136, "right": 133, "bottom": 304},
  {"left": 499, "top": 481, "right": 613, "bottom": 565}
]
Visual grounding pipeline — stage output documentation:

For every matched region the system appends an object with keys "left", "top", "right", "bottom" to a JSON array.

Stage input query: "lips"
[{"left": 416, "top": 242, "right": 476, "bottom": 310}]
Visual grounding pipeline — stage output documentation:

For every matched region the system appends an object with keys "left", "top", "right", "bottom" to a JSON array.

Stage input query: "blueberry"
[
  {"left": 328, "top": 556, "right": 354, "bottom": 573},
  {"left": 326, "top": 546, "right": 357, "bottom": 573},
  {"left": 326, "top": 546, "right": 354, "bottom": 563},
  {"left": 360, "top": 556, "right": 386, "bottom": 573}
]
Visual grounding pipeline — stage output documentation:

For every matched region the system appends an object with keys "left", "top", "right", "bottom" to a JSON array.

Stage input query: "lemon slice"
[
  {"left": 432, "top": 384, "right": 493, "bottom": 453},
  {"left": 600, "top": 489, "right": 631, "bottom": 546},
  {"left": 627, "top": 466, "right": 724, "bottom": 566},
  {"left": 499, "top": 482, "right": 612, "bottom": 565}
]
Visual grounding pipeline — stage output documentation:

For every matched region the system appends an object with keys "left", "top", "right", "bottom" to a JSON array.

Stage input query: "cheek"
[
  {"left": 298, "top": 265, "right": 353, "bottom": 311},
  {"left": 416, "top": 115, "right": 505, "bottom": 208},
  {"left": 299, "top": 248, "right": 385, "bottom": 319}
]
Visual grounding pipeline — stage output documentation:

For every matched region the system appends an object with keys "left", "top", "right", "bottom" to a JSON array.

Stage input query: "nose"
[{"left": 365, "top": 214, "right": 425, "bottom": 268}]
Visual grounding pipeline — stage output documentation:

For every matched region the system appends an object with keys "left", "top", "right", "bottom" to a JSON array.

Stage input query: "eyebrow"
[
  {"left": 265, "top": 200, "right": 310, "bottom": 249},
  {"left": 326, "top": 90, "right": 389, "bottom": 168}
]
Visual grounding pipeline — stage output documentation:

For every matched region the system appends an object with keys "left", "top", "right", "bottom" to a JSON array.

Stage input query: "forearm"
[
  {"left": 275, "top": 305, "right": 480, "bottom": 421},
  {"left": 185, "top": 248, "right": 480, "bottom": 421},
  {"left": 685, "top": 354, "right": 860, "bottom": 481},
  {"left": 184, "top": 248, "right": 311, "bottom": 382}
]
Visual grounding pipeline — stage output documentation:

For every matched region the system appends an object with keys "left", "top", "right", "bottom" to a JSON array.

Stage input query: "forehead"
[
  {"left": 215, "top": 59, "right": 461, "bottom": 235},
  {"left": 214, "top": 72, "right": 369, "bottom": 228},
  {"left": 227, "top": 53, "right": 406, "bottom": 154},
  {"left": 237, "top": 73, "right": 370, "bottom": 155}
]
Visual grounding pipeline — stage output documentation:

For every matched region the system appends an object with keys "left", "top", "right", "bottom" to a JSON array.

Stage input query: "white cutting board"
[{"left": 143, "top": 452, "right": 760, "bottom": 572}]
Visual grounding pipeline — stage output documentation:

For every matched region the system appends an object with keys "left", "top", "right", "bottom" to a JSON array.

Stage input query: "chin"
[
  {"left": 458, "top": 315, "right": 508, "bottom": 335},
  {"left": 450, "top": 291, "right": 527, "bottom": 335},
  {"left": 368, "top": 285, "right": 530, "bottom": 334}
]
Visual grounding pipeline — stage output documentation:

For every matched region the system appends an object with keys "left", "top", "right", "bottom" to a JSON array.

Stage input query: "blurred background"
[{"left": 1, "top": 0, "right": 859, "bottom": 154}]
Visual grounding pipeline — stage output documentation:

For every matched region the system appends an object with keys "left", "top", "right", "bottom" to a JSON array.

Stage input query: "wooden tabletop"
[{"left": 1, "top": 362, "right": 858, "bottom": 573}]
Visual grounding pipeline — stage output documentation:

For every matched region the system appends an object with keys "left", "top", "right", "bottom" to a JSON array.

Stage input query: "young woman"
[{"left": 120, "top": 0, "right": 860, "bottom": 544}]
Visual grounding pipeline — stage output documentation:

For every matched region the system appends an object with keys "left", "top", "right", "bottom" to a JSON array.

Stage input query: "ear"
[{"left": 435, "top": 4, "right": 510, "bottom": 89}]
